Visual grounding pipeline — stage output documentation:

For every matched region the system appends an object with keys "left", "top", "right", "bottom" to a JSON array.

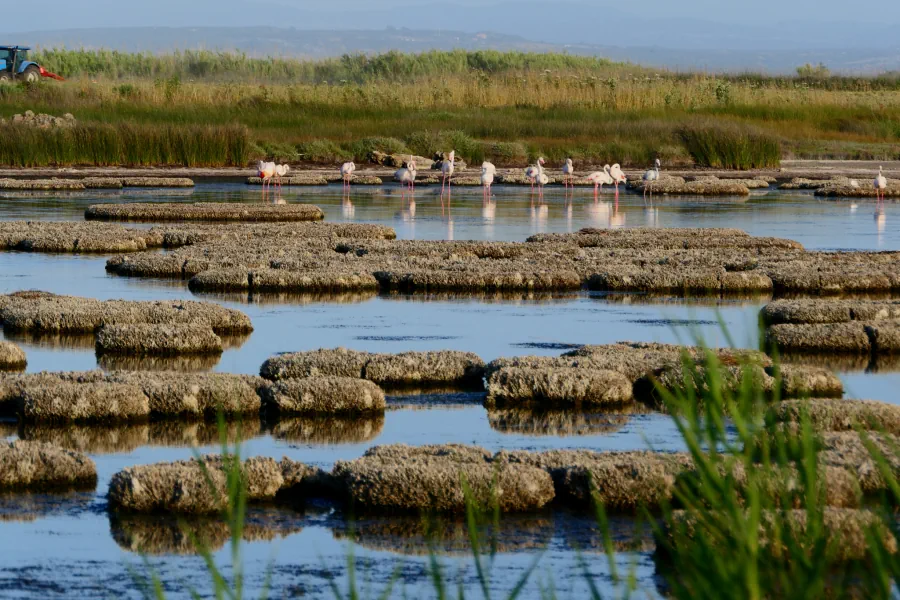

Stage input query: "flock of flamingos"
[{"left": 256, "top": 155, "right": 891, "bottom": 204}]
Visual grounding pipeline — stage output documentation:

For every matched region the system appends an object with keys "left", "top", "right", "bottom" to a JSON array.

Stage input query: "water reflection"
[
  {"left": 18, "top": 419, "right": 266, "bottom": 454},
  {"left": 487, "top": 407, "right": 650, "bottom": 437},
  {"left": 332, "top": 513, "right": 555, "bottom": 556},
  {"left": 0, "top": 491, "right": 94, "bottom": 523},
  {"left": 97, "top": 353, "right": 222, "bottom": 372},
  {"left": 269, "top": 414, "right": 385, "bottom": 445},
  {"left": 110, "top": 507, "right": 304, "bottom": 555}
]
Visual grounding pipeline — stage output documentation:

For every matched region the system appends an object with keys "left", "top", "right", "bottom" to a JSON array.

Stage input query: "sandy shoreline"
[{"left": 1, "top": 160, "right": 898, "bottom": 183}]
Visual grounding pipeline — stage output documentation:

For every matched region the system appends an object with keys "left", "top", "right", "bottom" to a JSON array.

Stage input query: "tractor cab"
[{"left": 0, "top": 46, "right": 42, "bottom": 82}]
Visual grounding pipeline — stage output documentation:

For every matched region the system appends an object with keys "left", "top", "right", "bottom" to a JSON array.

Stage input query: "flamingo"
[
  {"left": 525, "top": 156, "right": 544, "bottom": 194},
  {"left": 441, "top": 151, "right": 455, "bottom": 196},
  {"left": 524, "top": 157, "right": 546, "bottom": 193},
  {"left": 274, "top": 164, "right": 290, "bottom": 191},
  {"left": 481, "top": 161, "right": 496, "bottom": 201},
  {"left": 586, "top": 169, "right": 614, "bottom": 198},
  {"left": 642, "top": 159, "right": 660, "bottom": 198},
  {"left": 561, "top": 158, "right": 575, "bottom": 190},
  {"left": 340, "top": 161, "right": 356, "bottom": 189},
  {"left": 394, "top": 160, "right": 417, "bottom": 192},
  {"left": 609, "top": 163, "right": 627, "bottom": 198},
  {"left": 537, "top": 171, "right": 550, "bottom": 201},
  {"left": 875, "top": 166, "right": 887, "bottom": 203},
  {"left": 257, "top": 160, "right": 276, "bottom": 195}
]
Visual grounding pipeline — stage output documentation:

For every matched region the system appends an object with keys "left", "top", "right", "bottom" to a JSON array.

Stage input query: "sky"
[{"left": 6, "top": 0, "right": 900, "bottom": 50}]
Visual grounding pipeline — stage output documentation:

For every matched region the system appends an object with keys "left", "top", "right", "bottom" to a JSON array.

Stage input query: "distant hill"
[{"left": 3, "top": 26, "right": 899, "bottom": 74}]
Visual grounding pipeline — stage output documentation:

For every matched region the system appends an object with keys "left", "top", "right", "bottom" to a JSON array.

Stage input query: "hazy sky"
[{"left": 6, "top": 0, "right": 900, "bottom": 50}]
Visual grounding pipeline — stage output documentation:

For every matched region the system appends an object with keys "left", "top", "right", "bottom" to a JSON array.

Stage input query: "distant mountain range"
[{"left": 4, "top": 26, "right": 900, "bottom": 74}]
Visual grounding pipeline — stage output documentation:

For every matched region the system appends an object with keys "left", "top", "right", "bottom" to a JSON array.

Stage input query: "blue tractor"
[{"left": 0, "top": 46, "right": 63, "bottom": 82}]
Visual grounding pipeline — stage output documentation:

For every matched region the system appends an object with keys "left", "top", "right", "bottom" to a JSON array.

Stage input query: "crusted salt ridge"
[
  {"left": 332, "top": 444, "right": 555, "bottom": 513},
  {"left": 657, "top": 508, "right": 897, "bottom": 562},
  {"left": 86, "top": 202, "right": 324, "bottom": 222},
  {"left": 107, "top": 456, "right": 285, "bottom": 514},
  {"left": 102, "top": 226, "right": 900, "bottom": 297},
  {"left": 0, "top": 341, "right": 26, "bottom": 371},
  {"left": 0, "top": 291, "right": 252, "bottom": 333},
  {"left": 95, "top": 324, "right": 224, "bottom": 356},
  {"left": 0, "top": 439, "right": 97, "bottom": 490},
  {"left": 260, "top": 348, "right": 486, "bottom": 388}
]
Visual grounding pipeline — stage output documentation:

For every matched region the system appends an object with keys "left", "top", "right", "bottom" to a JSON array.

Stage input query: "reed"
[
  {"left": 2, "top": 49, "right": 900, "bottom": 167},
  {"left": 0, "top": 122, "right": 250, "bottom": 167}
]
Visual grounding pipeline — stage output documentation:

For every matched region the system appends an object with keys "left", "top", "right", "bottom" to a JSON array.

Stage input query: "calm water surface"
[{"left": 0, "top": 183, "right": 897, "bottom": 598}]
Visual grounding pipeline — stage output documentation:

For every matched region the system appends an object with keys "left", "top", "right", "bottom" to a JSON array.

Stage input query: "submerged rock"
[
  {"left": 260, "top": 377, "right": 386, "bottom": 414},
  {"left": 260, "top": 348, "right": 485, "bottom": 388},
  {"left": 0, "top": 440, "right": 97, "bottom": 490},
  {"left": 485, "top": 366, "right": 633, "bottom": 407},
  {"left": 0, "top": 291, "right": 252, "bottom": 334},
  {"left": 768, "top": 398, "right": 900, "bottom": 436},
  {"left": 499, "top": 449, "right": 692, "bottom": 511},
  {"left": 108, "top": 456, "right": 284, "bottom": 514},
  {"left": 657, "top": 508, "right": 897, "bottom": 562},
  {"left": 2, "top": 371, "right": 262, "bottom": 420},
  {"left": 332, "top": 444, "right": 555, "bottom": 513},
  {"left": 86, "top": 202, "right": 323, "bottom": 222},
  {"left": 20, "top": 381, "right": 150, "bottom": 423},
  {"left": 95, "top": 324, "right": 224, "bottom": 356},
  {"left": 0, "top": 341, "right": 26, "bottom": 371}
]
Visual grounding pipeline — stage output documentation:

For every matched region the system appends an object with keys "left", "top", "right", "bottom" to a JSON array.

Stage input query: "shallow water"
[{"left": 0, "top": 183, "right": 897, "bottom": 598}]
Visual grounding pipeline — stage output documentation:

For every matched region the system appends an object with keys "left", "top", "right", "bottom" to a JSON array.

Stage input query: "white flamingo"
[
  {"left": 274, "top": 164, "right": 290, "bottom": 191},
  {"left": 609, "top": 163, "right": 627, "bottom": 198},
  {"left": 394, "top": 160, "right": 417, "bottom": 192},
  {"left": 440, "top": 151, "right": 455, "bottom": 196},
  {"left": 875, "top": 166, "right": 887, "bottom": 202},
  {"left": 524, "top": 157, "right": 546, "bottom": 193},
  {"left": 586, "top": 169, "right": 614, "bottom": 198},
  {"left": 257, "top": 160, "right": 276, "bottom": 194},
  {"left": 561, "top": 158, "right": 575, "bottom": 190},
  {"left": 537, "top": 171, "right": 550, "bottom": 200},
  {"left": 481, "top": 161, "right": 496, "bottom": 200},
  {"left": 340, "top": 161, "right": 356, "bottom": 188},
  {"left": 642, "top": 158, "right": 660, "bottom": 198}
]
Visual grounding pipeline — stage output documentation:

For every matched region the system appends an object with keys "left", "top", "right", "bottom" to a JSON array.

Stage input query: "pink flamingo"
[
  {"left": 394, "top": 160, "right": 417, "bottom": 192},
  {"left": 257, "top": 161, "right": 276, "bottom": 195},
  {"left": 341, "top": 161, "right": 356, "bottom": 190},
  {"left": 586, "top": 168, "right": 614, "bottom": 199},
  {"left": 524, "top": 157, "right": 546, "bottom": 193},
  {"left": 875, "top": 166, "right": 887, "bottom": 203},
  {"left": 481, "top": 161, "right": 496, "bottom": 202},
  {"left": 561, "top": 158, "right": 575, "bottom": 191},
  {"left": 440, "top": 151, "right": 455, "bottom": 197}
]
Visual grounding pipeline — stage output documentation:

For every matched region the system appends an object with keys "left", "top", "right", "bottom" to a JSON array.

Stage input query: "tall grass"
[
  {"left": 0, "top": 122, "right": 249, "bottom": 167},
  {"left": 679, "top": 121, "right": 782, "bottom": 169},
  {"left": 3, "top": 49, "right": 900, "bottom": 166}
]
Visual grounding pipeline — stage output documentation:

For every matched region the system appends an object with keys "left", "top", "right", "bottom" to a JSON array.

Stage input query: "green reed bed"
[
  {"left": 0, "top": 122, "right": 250, "bottom": 167},
  {"left": 1, "top": 49, "right": 899, "bottom": 167}
]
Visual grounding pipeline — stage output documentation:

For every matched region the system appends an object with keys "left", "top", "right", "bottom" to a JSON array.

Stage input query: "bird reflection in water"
[
  {"left": 530, "top": 203, "right": 549, "bottom": 234},
  {"left": 341, "top": 188, "right": 355, "bottom": 219},
  {"left": 644, "top": 205, "right": 659, "bottom": 227},
  {"left": 876, "top": 206, "right": 886, "bottom": 247},
  {"left": 584, "top": 200, "right": 625, "bottom": 229},
  {"left": 482, "top": 199, "right": 496, "bottom": 238}
]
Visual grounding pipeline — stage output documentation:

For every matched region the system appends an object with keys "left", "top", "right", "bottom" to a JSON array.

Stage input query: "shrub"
[
  {"left": 348, "top": 136, "right": 409, "bottom": 162},
  {"left": 297, "top": 140, "right": 350, "bottom": 164}
]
